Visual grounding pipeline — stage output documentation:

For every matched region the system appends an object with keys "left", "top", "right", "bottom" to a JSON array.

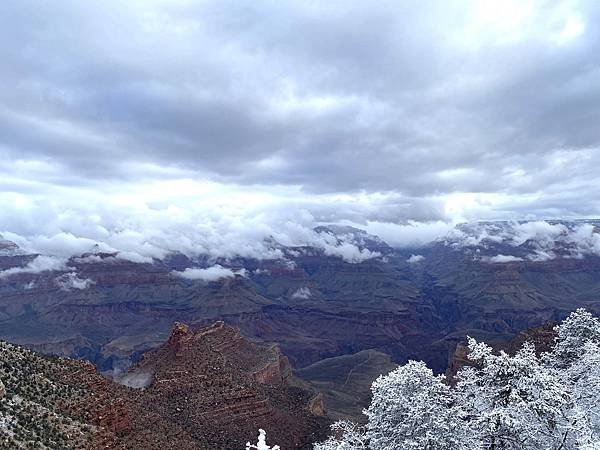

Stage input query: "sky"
[{"left": 1, "top": 0, "right": 600, "bottom": 260}]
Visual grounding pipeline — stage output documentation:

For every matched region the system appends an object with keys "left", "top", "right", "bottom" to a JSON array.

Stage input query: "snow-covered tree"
[
  {"left": 547, "top": 308, "right": 600, "bottom": 369},
  {"left": 313, "top": 421, "right": 368, "bottom": 450},
  {"left": 365, "top": 360, "right": 472, "bottom": 450},
  {"left": 246, "top": 429, "right": 280, "bottom": 450},
  {"left": 314, "top": 309, "right": 600, "bottom": 450},
  {"left": 563, "top": 341, "right": 600, "bottom": 447},
  {"left": 458, "top": 339, "right": 574, "bottom": 449},
  {"left": 544, "top": 309, "right": 600, "bottom": 447}
]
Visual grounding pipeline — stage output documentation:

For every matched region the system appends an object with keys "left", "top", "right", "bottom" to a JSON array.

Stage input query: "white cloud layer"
[
  {"left": 56, "top": 272, "right": 95, "bottom": 290},
  {"left": 1, "top": 1, "right": 600, "bottom": 255},
  {"left": 0, "top": 183, "right": 460, "bottom": 263},
  {"left": 172, "top": 265, "right": 245, "bottom": 282},
  {"left": 407, "top": 254, "right": 425, "bottom": 264},
  {"left": 486, "top": 254, "right": 524, "bottom": 263},
  {"left": 445, "top": 221, "right": 600, "bottom": 262},
  {"left": 0, "top": 255, "right": 66, "bottom": 279}
]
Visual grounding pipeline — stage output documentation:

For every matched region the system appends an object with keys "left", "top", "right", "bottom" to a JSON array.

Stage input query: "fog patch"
[
  {"left": 485, "top": 254, "right": 523, "bottom": 263},
  {"left": 407, "top": 254, "right": 425, "bottom": 264},
  {"left": 56, "top": 272, "right": 95, "bottom": 290},
  {"left": 0, "top": 256, "right": 67, "bottom": 279},
  {"left": 117, "top": 371, "right": 154, "bottom": 389},
  {"left": 172, "top": 265, "right": 246, "bottom": 283}
]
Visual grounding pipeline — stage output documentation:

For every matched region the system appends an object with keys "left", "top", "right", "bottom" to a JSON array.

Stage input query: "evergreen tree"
[
  {"left": 314, "top": 421, "right": 368, "bottom": 450},
  {"left": 314, "top": 309, "right": 600, "bottom": 450},
  {"left": 366, "top": 360, "right": 471, "bottom": 450}
]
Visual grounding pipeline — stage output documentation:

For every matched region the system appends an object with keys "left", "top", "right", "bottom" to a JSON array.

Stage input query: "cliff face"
[
  {"left": 0, "top": 322, "right": 327, "bottom": 450},
  {"left": 120, "top": 321, "right": 326, "bottom": 449}
]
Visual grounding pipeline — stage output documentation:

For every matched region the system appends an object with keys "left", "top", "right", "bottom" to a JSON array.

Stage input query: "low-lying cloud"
[
  {"left": 172, "top": 265, "right": 246, "bottom": 282},
  {"left": 56, "top": 272, "right": 95, "bottom": 290},
  {"left": 407, "top": 254, "right": 425, "bottom": 264},
  {"left": 446, "top": 221, "right": 600, "bottom": 262},
  {"left": 0, "top": 255, "right": 66, "bottom": 278},
  {"left": 0, "top": 184, "right": 462, "bottom": 264},
  {"left": 485, "top": 254, "right": 524, "bottom": 263}
]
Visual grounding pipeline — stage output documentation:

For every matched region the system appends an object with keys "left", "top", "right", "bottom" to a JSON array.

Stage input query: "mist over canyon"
[{"left": 2, "top": 220, "right": 600, "bottom": 380}]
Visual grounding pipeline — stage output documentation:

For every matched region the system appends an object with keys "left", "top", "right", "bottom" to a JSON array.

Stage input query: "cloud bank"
[
  {"left": 0, "top": 256, "right": 66, "bottom": 279},
  {"left": 446, "top": 221, "right": 600, "bottom": 262},
  {"left": 1, "top": 1, "right": 600, "bottom": 257},
  {"left": 56, "top": 272, "right": 95, "bottom": 290}
]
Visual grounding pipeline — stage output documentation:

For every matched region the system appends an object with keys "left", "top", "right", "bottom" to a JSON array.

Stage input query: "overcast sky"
[{"left": 1, "top": 0, "right": 600, "bottom": 258}]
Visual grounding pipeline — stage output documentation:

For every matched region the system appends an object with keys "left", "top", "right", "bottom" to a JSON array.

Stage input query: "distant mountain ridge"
[{"left": 0, "top": 220, "right": 599, "bottom": 378}]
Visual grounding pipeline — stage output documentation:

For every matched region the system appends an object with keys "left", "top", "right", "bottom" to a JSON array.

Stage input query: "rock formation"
[{"left": 0, "top": 322, "right": 327, "bottom": 449}]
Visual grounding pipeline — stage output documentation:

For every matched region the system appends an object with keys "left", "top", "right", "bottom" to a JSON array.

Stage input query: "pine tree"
[
  {"left": 547, "top": 308, "right": 600, "bottom": 369},
  {"left": 314, "top": 421, "right": 368, "bottom": 450},
  {"left": 314, "top": 309, "right": 600, "bottom": 450},
  {"left": 366, "top": 360, "right": 472, "bottom": 450},
  {"left": 458, "top": 339, "right": 574, "bottom": 449}
]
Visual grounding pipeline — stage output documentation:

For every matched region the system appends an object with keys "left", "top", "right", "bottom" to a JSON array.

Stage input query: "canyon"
[{"left": 1, "top": 221, "right": 600, "bottom": 426}]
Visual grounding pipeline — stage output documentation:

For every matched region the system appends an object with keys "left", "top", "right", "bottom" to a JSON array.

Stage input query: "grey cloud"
[{"left": 0, "top": 0, "right": 600, "bottom": 236}]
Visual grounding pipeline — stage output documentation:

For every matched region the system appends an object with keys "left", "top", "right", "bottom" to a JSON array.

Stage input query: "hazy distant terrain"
[{"left": 2, "top": 221, "right": 600, "bottom": 378}]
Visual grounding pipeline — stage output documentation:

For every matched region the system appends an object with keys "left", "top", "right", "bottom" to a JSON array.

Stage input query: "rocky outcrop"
[
  {"left": 0, "top": 377, "right": 5, "bottom": 399},
  {"left": 251, "top": 348, "right": 292, "bottom": 385},
  {"left": 0, "top": 236, "right": 22, "bottom": 256},
  {"left": 0, "top": 322, "right": 328, "bottom": 449},
  {"left": 121, "top": 321, "right": 328, "bottom": 449},
  {"left": 166, "top": 321, "right": 193, "bottom": 353},
  {"left": 498, "top": 321, "right": 558, "bottom": 355},
  {"left": 308, "top": 393, "right": 326, "bottom": 417}
]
